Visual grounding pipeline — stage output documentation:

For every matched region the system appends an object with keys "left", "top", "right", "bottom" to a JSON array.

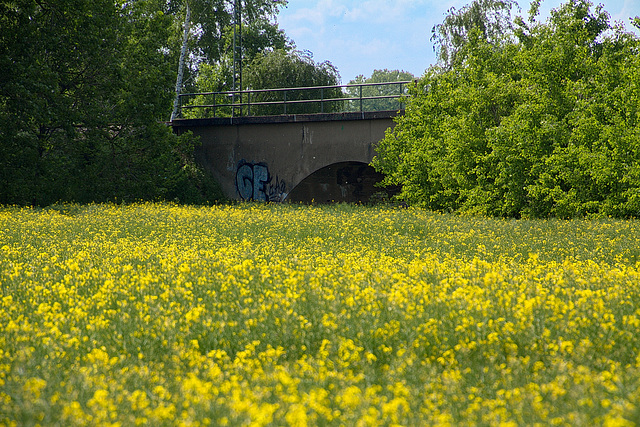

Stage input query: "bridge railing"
[{"left": 177, "top": 81, "right": 413, "bottom": 119}]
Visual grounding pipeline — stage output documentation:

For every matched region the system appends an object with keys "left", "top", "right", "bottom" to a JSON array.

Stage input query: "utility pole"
[{"left": 232, "top": 0, "right": 242, "bottom": 116}]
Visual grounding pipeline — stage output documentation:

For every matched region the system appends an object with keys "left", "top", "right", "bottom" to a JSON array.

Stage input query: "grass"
[{"left": 1, "top": 202, "right": 640, "bottom": 425}]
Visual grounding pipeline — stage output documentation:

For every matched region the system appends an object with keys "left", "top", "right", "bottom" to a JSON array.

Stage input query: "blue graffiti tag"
[{"left": 235, "top": 160, "right": 287, "bottom": 202}]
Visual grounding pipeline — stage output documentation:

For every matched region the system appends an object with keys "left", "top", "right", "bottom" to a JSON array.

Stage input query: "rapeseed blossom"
[{"left": 1, "top": 203, "right": 640, "bottom": 425}]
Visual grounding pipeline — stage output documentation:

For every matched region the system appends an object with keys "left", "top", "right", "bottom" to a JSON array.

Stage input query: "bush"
[{"left": 373, "top": 0, "right": 640, "bottom": 218}]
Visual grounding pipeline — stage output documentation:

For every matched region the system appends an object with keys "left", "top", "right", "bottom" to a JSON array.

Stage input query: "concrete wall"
[{"left": 172, "top": 111, "right": 400, "bottom": 202}]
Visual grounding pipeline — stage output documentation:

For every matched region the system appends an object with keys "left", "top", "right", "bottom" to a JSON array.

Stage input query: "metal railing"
[{"left": 177, "top": 81, "right": 413, "bottom": 119}]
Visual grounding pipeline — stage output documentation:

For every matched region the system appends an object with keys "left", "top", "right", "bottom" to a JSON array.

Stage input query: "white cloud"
[{"left": 614, "top": 0, "right": 639, "bottom": 21}]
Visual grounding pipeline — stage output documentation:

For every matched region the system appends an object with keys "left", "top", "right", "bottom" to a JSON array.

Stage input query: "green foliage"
[
  {"left": 164, "top": 131, "right": 226, "bottom": 204},
  {"left": 244, "top": 50, "right": 342, "bottom": 115},
  {"left": 238, "top": 15, "right": 293, "bottom": 63},
  {"left": 175, "top": 1, "right": 295, "bottom": 118},
  {"left": 185, "top": 49, "right": 343, "bottom": 117},
  {"left": 0, "top": 0, "right": 224, "bottom": 205},
  {"left": 374, "top": 0, "right": 640, "bottom": 218},
  {"left": 431, "top": 0, "right": 518, "bottom": 68},
  {"left": 179, "top": 16, "right": 294, "bottom": 119},
  {"left": 189, "top": 0, "right": 287, "bottom": 67},
  {"left": 160, "top": 0, "right": 288, "bottom": 74},
  {"left": 167, "top": 0, "right": 290, "bottom": 98},
  {"left": 346, "top": 69, "right": 415, "bottom": 112},
  {"left": 179, "top": 62, "right": 236, "bottom": 118}
]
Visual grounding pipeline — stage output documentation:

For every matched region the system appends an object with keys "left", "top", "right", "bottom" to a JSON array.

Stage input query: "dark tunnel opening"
[{"left": 286, "top": 161, "right": 399, "bottom": 203}]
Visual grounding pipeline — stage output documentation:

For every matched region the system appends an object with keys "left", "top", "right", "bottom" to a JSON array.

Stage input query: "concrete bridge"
[{"left": 171, "top": 82, "right": 409, "bottom": 203}]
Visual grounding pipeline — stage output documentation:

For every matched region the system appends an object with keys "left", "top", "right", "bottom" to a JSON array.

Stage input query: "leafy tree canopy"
[
  {"left": 431, "top": 0, "right": 519, "bottom": 68},
  {"left": 185, "top": 49, "right": 341, "bottom": 117},
  {"left": 169, "top": 0, "right": 292, "bottom": 119},
  {"left": 159, "top": 0, "right": 288, "bottom": 67},
  {"left": 192, "top": 13, "right": 294, "bottom": 94},
  {"left": 347, "top": 69, "right": 415, "bottom": 112},
  {"left": 245, "top": 49, "right": 340, "bottom": 90},
  {"left": 350, "top": 69, "right": 415, "bottom": 84},
  {"left": 0, "top": 0, "right": 223, "bottom": 205},
  {"left": 245, "top": 49, "right": 342, "bottom": 115},
  {"left": 374, "top": 0, "right": 640, "bottom": 218}
]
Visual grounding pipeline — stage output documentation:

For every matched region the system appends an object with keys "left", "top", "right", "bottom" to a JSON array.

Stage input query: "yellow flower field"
[{"left": 1, "top": 203, "right": 640, "bottom": 425}]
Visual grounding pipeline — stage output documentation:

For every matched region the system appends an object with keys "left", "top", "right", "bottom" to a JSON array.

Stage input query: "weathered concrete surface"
[{"left": 172, "top": 111, "right": 400, "bottom": 202}]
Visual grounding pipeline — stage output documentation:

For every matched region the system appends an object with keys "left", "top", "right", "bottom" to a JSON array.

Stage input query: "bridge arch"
[{"left": 286, "top": 161, "right": 389, "bottom": 203}]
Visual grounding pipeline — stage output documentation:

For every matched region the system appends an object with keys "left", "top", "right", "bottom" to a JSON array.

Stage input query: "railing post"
[
  {"left": 213, "top": 94, "right": 217, "bottom": 118},
  {"left": 359, "top": 85, "right": 363, "bottom": 112},
  {"left": 321, "top": 87, "right": 324, "bottom": 113},
  {"left": 247, "top": 91, "right": 251, "bottom": 116},
  {"left": 283, "top": 90, "right": 287, "bottom": 115}
]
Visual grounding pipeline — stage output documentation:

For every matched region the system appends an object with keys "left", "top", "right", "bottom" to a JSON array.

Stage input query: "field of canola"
[{"left": 2, "top": 202, "right": 640, "bottom": 426}]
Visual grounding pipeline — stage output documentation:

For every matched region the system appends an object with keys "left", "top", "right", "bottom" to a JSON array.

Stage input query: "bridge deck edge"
[{"left": 171, "top": 110, "right": 404, "bottom": 127}]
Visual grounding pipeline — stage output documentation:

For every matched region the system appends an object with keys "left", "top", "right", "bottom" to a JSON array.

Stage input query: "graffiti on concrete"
[
  {"left": 236, "top": 160, "right": 287, "bottom": 202},
  {"left": 266, "top": 176, "right": 287, "bottom": 202},
  {"left": 236, "top": 161, "right": 267, "bottom": 201}
]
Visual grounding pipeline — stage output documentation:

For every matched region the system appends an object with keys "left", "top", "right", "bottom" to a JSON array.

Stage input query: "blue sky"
[{"left": 276, "top": 0, "right": 640, "bottom": 83}]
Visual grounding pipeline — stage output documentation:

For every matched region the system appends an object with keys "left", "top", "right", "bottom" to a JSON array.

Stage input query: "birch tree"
[
  {"left": 167, "top": 0, "right": 288, "bottom": 120},
  {"left": 171, "top": 2, "right": 191, "bottom": 121}
]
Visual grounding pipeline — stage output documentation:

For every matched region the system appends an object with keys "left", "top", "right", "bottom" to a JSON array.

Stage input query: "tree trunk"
[{"left": 170, "top": 2, "right": 191, "bottom": 122}]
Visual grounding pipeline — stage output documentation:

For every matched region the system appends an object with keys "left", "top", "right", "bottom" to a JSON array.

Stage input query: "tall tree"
[
  {"left": 243, "top": 49, "right": 341, "bottom": 115},
  {"left": 431, "top": 0, "right": 518, "bottom": 68},
  {"left": 183, "top": 49, "right": 341, "bottom": 117}
]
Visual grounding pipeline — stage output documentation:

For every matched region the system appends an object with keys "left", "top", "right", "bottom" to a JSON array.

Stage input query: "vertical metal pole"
[
  {"left": 232, "top": 0, "right": 242, "bottom": 116},
  {"left": 359, "top": 85, "right": 363, "bottom": 112},
  {"left": 321, "top": 87, "right": 324, "bottom": 113},
  {"left": 232, "top": 0, "right": 236, "bottom": 116},
  {"left": 238, "top": 1, "right": 242, "bottom": 115}
]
